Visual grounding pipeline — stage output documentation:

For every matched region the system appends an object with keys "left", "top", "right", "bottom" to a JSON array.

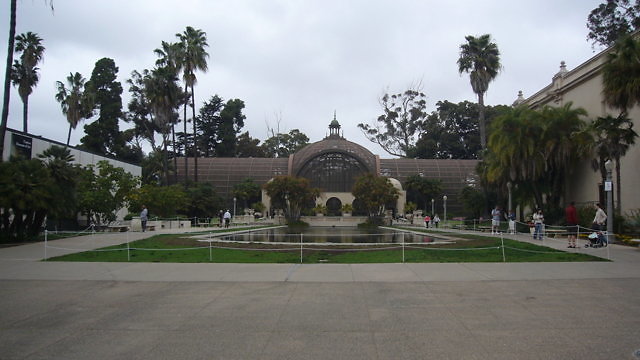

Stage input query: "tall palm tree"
[
  {"left": 177, "top": 26, "right": 209, "bottom": 183},
  {"left": 1, "top": 0, "right": 53, "bottom": 161},
  {"left": 11, "top": 32, "right": 45, "bottom": 132},
  {"left": 602, "top": 34, "right": 640, "bottom": 117},
  {"left": 143, "top": 65, "right": 183, "bottom": 185},
  {"left": 55, "top": 72, "right": 94, "bottom": 147},
  {"left": 457, "top": 34, "right": 501, "bottom": 149},
  {"left": 590, "top": 115, "right": 638, "bottom": 214},
  {"left": 155, "top": 41, "right": 185, "bottom": 183}
]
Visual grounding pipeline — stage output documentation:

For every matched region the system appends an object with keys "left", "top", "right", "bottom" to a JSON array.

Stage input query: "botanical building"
[{"left": 177, "top": 118, "right": 479, "bottom": 216}]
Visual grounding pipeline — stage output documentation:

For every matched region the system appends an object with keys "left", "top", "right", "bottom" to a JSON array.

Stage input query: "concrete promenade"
[{"left": 1, "top": 227, "right": 639, "bottom": 359}]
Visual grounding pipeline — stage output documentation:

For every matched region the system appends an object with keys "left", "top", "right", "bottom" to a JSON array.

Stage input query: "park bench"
[
  {"left": 544, "top": 229, "right": 566, "bottom": 238},
  {"left": 107, "top": 225, "right": 129, "bottom": 232}
]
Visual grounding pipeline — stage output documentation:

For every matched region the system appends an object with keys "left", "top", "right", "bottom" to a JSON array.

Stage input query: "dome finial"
[{"left": 328, "top": 111, "right": 341, "bottom": 138}]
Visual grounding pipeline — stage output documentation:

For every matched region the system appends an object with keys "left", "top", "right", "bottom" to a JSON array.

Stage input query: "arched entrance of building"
[{"left": 326, "top": 197, "right": 342, "bottom": 216}]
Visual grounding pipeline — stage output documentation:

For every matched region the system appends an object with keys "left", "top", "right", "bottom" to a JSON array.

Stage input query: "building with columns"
[{"left": 516, "top": 48, "right": 640, "bottom": 214}]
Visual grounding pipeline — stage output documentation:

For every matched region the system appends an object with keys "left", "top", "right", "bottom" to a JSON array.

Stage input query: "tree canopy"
[{"left": 587, "top": 0, "right": 640, "bottom": 48}]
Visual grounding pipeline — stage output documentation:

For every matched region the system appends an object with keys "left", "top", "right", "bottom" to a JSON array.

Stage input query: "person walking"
[
  {"left": 491, "top": 205, "right": 501, "bottom": 234},
  {"left": 140, "top": 205, "right": 148, "bottom": 232},
  {"left": 433, "top": 214, "right": 440, "bottom": 228},
  {"left": 223, "top": 209, "right": 232, "bottom": 228},
  {"left": 532, "top": 209, "right": 544, "bottom": 240},
  {"left": 218, "top": 210, "right": 224, "bottom": 228},
  {"left": 565, "top": 201, "right": 579, "bottom": 248},
  {"left": 592, "top": 203, "right": 607, "bottom": 231},
  {"left": 424, "top": 214, "right": 431, "bottom": 228}
]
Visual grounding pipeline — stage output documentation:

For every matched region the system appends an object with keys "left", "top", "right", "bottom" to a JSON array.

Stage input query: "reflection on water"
[{"left": 215, "top": 227, "right": 444, "bottom": 244}]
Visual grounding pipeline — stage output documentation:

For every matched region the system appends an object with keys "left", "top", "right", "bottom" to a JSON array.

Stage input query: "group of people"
[
  {"left": 423, "top": 214, "right": 441, "bottom": 228},
  {"left": 218, "top": 209, "right": 232, "bottom": 228},
  {"left": 137, "top": 206, "right": 235, "bottom": 231},
  {"left": 489, "top": 202, "right": 607, "bottom": 248}
]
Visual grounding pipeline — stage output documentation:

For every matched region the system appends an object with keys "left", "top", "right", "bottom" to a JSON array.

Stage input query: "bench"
[{"left": 108, "top": 225, "right": 129, "bottom": 232}]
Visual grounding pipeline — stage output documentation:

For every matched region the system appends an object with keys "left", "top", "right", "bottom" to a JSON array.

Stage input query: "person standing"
[
  {"left": 565, "top": 201, "right": 579, "bottom": 248},
  {"left": 532, "top": 209, "right": 544, "bottom": 240},
  {"left": 140, "top": 205, "right": 148, "bottom": 232},
  {"left": 507, "top": 209, "right": 516, "bottom": 234},
  {"left": 223, "top": 209, "right": 232, "bottom": 228},
  {"left": 218, "top": 210, "right": 224, "bottom": 228},
  {"left": 592, "top": 203, "right": 607, "bottom": 231},
  {"left": 491, "top": 205, "right": 501, "bottom": 234}
]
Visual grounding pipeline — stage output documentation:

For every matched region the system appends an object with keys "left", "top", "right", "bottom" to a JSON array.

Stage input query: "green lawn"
[{"left": 47, "top": 229, "right": 607, "bottom": 264}]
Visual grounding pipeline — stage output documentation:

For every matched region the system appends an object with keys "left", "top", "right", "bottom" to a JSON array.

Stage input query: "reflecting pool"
[{"left": 213, "top": 227, "right": 448, "bottom": 244}]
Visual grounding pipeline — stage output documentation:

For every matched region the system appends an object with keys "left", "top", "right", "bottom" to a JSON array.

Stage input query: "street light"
[
  {"left": 233, "top": 197, "right": 237, "bottom": 218},
  {"left": 431, "top": 198, "right": 434, "bottom": 216},
  {"left": 443, "top": 195, "right": 447, "bottom": 228},
  {"left": 605, "top": 160, "right": 614, "bottom": 244},
  {"left": 507, "top": 181, "right": 512, "bottom": 216}
]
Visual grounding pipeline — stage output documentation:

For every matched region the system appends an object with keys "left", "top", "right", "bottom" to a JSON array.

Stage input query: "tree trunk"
[
  {"left": 478, "top": 92, "right": 486, "bottom": 150},
  {"left": 171, "top": 124, "right": 177, "bottom": 184},
  {"left": 0, "top": 0, "right": 18, "bottom": 162},
  {"left": 615, "top": 157, "right": 621, "bottom": 214},
  {"left": 66, "top": 124, "right": 72, "bottom": 147},
  {"left": 22, "top": 94, "right": 28, "bottom": 132},
  {"left": 183, "top": 84, "right": 189, "bottom": 184},
  {"left": 191, "top": 86, "right": 198, "bottom": 182}
]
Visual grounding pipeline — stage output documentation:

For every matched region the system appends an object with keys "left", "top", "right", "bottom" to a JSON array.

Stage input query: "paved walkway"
[{"left": 1, "top": 227, "right": 639, "bottom": 359}]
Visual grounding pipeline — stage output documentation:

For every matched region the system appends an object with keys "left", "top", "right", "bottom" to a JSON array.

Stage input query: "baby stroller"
[{"left": 586, "top": 231, "right": 607, "bottom": 248}]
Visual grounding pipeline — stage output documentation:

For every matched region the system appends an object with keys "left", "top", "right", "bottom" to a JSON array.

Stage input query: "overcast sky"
[{"left": 1, "top": 0, "right": 605, "bottom": 156}]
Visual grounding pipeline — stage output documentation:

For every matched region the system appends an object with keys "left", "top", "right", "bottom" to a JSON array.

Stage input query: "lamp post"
[
  {"left": 507, "top": 181, "right": 512, "bottom": 215},
  {"left": 605, "top": 160, "right": 614, "bottom": 244},
  {"left": 443, "top": 195, "right": 447, "bottom": 228},
  {"left": 233, "top": 197, "right": 237, "bottom": 218},
  {"left": 431, "top": 198, "right": 434, "bottom": 216}
]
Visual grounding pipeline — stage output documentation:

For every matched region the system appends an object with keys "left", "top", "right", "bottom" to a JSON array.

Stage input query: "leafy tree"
[
  {"left": 460, "top": 186, "right": 486, "bottom": 220},
  {"left": 195, "top": 96, "right": 247, "bottom": 157},
  {"left": 590, "top": 115, "right": 638, "bottom": 213},
  {"left": 263, "top": 176, "right": 320, "bottom": 221},
  {"left": 261, "top": 129, "right": 309, "bottom": 157},
  {"left": 236, "top": 131, "right": 265, "bottom": 157},
  {"left": 10, "top": 32, "right": 44, "bottom": 132},
  {"left": 182, "top": 182, "right": 222, "bottom": 218},
  {"left": 177, "top": 26, "right": 209, "bottom": 182},
  {"left": 358, "top": 88, "right": 428, "bottom": 157},
  {"left": 125, "top": 69, "right": 162, "bottom": 153},
  {"left": 587, "top": 0, "right": 640, "bottom": 48},
  {"left": 403, "top": 175, "right": 442, "bottom": 212},
  {"left": 129, "top": 184, "right": 188, "bottom": 218},
  {"left": 77, "top": 160, "right": 138, "bottom": 224},
  {"left": 81, "top": 58, "right": 125, "bottom": 157},
  {"left": 233, "top": 178, "right": 261, "bottom": 208},
  {"left": 457, "top": 34, "right": 501, "bottom": 149},
  {"left": 352, "top": 173, "right": 399, "bottom": 218},
  {"left": 55, "top": 72, "right": 94, "bottom": 146}
]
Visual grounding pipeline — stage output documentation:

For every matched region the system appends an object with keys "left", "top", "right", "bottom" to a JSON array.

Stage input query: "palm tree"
[
  {"left": 590, "top": 115, "right": 638, "bottom": 214},
  {"left": 457, "top": 34, "right": 501, "bottom": 149},
  {"left": 177, "top": 26, "right": 209, "bottom": 182},
  {"left": 143, "top": 65, "right": 183, "bottom": 185},
  {"left": 155, "top": 41, "right": 185, "bottom": 183},
  {"left": 55, "top": 72, "right": 94, "bottom": 146},
  {"left": 11, "top": 32, "right": 45, "bottom": 132},
  {"left": 1, "top": 0, "right": 53, "bottom": 161},
  {"left": 602, "top": 34, "right": 640, "bottom": 117}
]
